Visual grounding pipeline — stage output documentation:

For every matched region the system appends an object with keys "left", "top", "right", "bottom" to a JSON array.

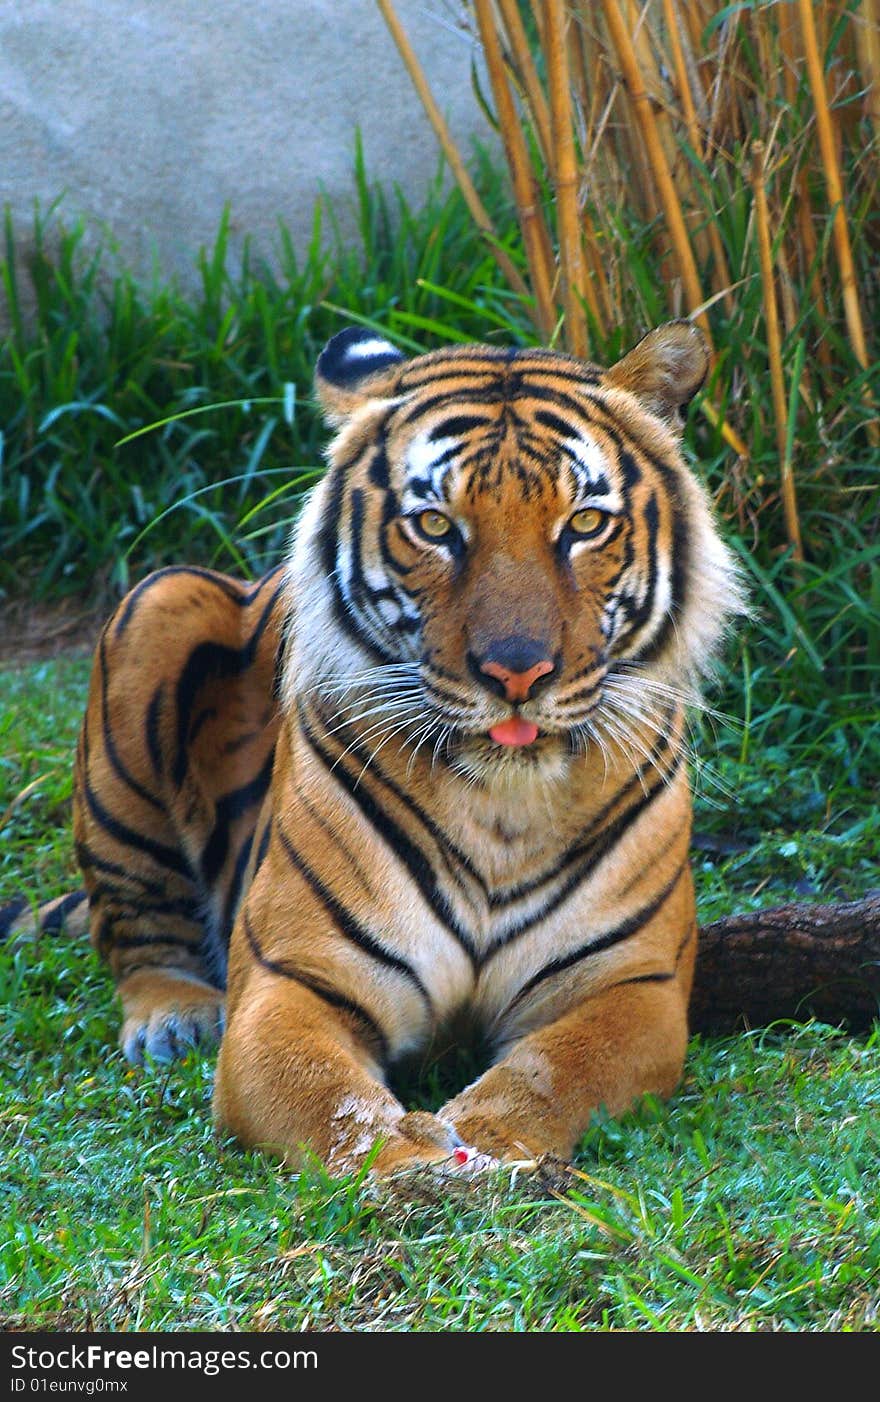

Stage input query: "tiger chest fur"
[{"left": 72, "top": 321, "right": 741, "bottom": 1174}]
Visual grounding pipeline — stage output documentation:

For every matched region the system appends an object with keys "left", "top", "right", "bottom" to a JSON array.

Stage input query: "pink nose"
[{"left": 479, "top": 657, "right": 555, "bottom": 703}]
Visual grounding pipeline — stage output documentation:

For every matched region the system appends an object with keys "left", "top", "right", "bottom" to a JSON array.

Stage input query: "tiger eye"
[
  {"left": 569, "top": 507, "right": 607, "bottom": 537},
  {"left": 418, "top": 510, "right": 452, "bottom": 538}
]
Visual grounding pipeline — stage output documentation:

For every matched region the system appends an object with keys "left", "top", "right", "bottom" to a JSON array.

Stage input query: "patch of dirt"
[{"left": 0, "top": 595, "right": 106, "bottom": 666}]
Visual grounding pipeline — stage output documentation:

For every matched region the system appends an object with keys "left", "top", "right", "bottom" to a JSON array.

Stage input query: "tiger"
[{"left": 4, "top": 320, "right": 743, "bottom": 1175}]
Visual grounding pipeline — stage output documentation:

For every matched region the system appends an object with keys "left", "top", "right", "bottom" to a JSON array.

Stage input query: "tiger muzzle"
[{"left": 470, "top": 636, "right": 558, "bottom": 703}]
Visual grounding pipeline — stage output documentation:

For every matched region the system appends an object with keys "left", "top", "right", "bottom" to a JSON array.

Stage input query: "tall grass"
[{"left": 0, "top": 145, "right": 526, "bottom": 600}]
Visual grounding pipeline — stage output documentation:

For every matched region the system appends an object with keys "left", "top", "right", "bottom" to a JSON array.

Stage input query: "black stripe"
[
  {"left": 111, "top": 931, "right": 201, "bottom": 950},
  {"left": 222, "top": 833, "right": 254, "bottom": 940},
  {"left": 0, "top": 890, "right": 84, "bottom": 940},
  {"left": 299, "top": 707, "right": 479, "bottom": 966},
  {"left": 534, "top": 408, "right": 578, "bottom": 439},
  {"left": 82, "top": 768, "right": 193, "bottom": 880},
  {"left": 611, "top": 970, "right": 676, "bottom": 988},
  {"left": 242, "top": 911, "right": 389, "bottom": 1064},
  {"left": 299, "top": 790, "right": 374, "bottom": 894},
  {"left": 318, "top": 464, "right": 395, "bottom": 666},
  {"left": 40, "top": 889, "right": 88, "bottom": 932},
  {"left": 75, "top": 842, "right": 169, "bottom": 898},
  {"left": 614, "top": 490, "right": 660, "bottom": 642},
  {"left": 88, "top": 884, "right": 200, "bottom": 923},
  {"left": 605, "top": 918, "right": 696, "bottom": 992},
  {"left": 485, "top": 715, "right": 677, "bottom": 914},
  {"left": 0, "top": 896, "right": 28, "bottom": 939},
  {"left": 429, "top": 414, "right": 493, "bottom": 438},
  {"left": 368, "top": 442, "right": 390, "bottom": 488},
  {"left": 483, "top": 753, "right": 683, "bottom": 959},
  {"left": 277, "top": 826, "right": 433, "bottom": 1013},
  {"left": 172, "top": 579, "right": 283, "bottom": 787},
  {"left": 99, "top": 634, "right": 165, "bottom": 812},
  {"left": 507, "top": 860, "right": 688, "bottom": 1011},
  {"left": 114, "top": 565, "right": 281, "bottom": 639},
  {"left": 252, "top": 817, "right": 272, "bottom": 877},
  {"left": 487, "top": 748, "right": 684, "bottom": 953},
  {"left": 629, "top": 502, "right": 690, "bottom": 666},
  {"left": 199, "top": 748, "right": 275, "bottom": 885},
  {"left": 146, "top": 684, "right": 165, "bottom": 780}
]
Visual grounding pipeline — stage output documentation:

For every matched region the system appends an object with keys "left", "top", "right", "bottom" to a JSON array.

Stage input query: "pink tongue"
[{"left": 488, "top": 718, "right": 540, "bottom": 747}]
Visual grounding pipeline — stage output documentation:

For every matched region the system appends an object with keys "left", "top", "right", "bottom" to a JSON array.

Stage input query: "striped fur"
[{"left": 17, "top": 322, "right": 744, "bottom": 1173}]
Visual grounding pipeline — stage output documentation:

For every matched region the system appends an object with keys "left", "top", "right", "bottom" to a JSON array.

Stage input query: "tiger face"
[{"left": 286, "top": 323, "right": 740, "bottom": 789}]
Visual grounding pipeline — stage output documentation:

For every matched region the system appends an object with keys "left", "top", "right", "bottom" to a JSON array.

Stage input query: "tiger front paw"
[
  {"left": 330, "top": 1109, "right": 497, "bottom": 1178},
  {"left": 118, "top": 968, "right": 226, "bottom": 1065}
]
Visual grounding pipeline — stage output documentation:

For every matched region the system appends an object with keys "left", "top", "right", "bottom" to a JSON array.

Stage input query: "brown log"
[{"left": 691, "top": 890, "right": 880, "bottom": 1033}]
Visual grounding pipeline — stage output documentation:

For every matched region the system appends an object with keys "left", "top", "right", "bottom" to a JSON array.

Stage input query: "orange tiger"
[{"left": 9, "top": 321, "right": 743, "bottom": 1174}]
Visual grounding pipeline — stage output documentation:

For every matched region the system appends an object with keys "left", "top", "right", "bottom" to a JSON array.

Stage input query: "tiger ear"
[
  {"left": 315, "top": 326, "right": 407, "bottom": 425},
  {"left": 604, "top": 320, "right": 709, "bottom": 427}
]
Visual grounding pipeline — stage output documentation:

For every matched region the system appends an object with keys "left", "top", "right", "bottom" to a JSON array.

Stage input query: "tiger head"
[{"left": 285, "top": 323, "right": 742, "bottom": 786}]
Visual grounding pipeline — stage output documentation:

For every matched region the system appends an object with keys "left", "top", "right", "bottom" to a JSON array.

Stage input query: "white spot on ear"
[{"left": 342, "top": 336, "right": 400, "bottom": 363}]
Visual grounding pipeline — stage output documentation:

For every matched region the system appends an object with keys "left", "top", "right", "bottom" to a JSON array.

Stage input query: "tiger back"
[{"left": 23, "top": 321, "right": 742, "bottom": 1174}]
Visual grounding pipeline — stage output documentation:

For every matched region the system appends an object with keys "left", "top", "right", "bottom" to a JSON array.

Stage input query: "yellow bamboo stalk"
[
  {"left": 680, "top": 0, "right": 710, "bottom": 99},
  {"left": 600, "top": 0, "right": 711, "bottom": 340},
  {"left": 545, "top": 0, "right": 592, "bottom": 355},
  {"left": 376, "top": 0, "right": 530, "bottom": 304},
  {"left": 778, "top": 7, "right": 833, "bottom": 371},
  {"left": 473, "top": 0, "right": 558, "bottom": 339},
  {"left": 566, "top": 14, "right": 616, "bottom": 329},
  {"left": 496, "top": 0, "right": 553, "bottom": 169},
  {"left": 854, "top": 0, "right": 880, "bottom": 152},
  {"left": 751, "top": 141, "right": 802, "bottom": 562},
  {"left": 664, "top": 0, "right": 701, "bottom": 153},
  {"left": 798, "top": 0, "right": 876, "bottom": 427},
  {"left": 664, "top": 0, "right": 735, "bottom": 314}
]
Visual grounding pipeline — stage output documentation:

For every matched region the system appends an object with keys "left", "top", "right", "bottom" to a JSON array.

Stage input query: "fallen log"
[{"left": 691, "top": 890, "right": 880, "bottom": 1032}]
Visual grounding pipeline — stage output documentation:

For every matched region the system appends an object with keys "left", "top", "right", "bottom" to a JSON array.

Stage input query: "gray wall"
[{"left": 1, "top": 0, "right": 489, "bottom": 290}]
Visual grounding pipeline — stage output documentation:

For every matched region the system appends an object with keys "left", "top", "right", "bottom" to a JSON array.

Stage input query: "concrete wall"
[{"left": 0, "top": 0, "right": 490, "bottom": 290}]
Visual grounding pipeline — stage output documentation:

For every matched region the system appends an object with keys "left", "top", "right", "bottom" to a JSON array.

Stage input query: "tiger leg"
[
  {"left": 213, "top": 971, "right": 479, "bottom": 1175},
  {"left": 441, "top": 977, "right": 691, "bottom": 1163},
  {"left": 73, "top": 566, "right": 284, "bottom": 1063}
]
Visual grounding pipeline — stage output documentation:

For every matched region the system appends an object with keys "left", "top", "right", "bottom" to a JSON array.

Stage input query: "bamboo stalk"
[
  {"left": 473, "top": 0, "right": 558, "bottom": 340},
  {"left": 376, "top": 0, "right": 530, "bottom": 304},
  {"left": 664, "top": 0, "right": 735, "bottom": 314},
  {"left": 854, "top": 0, "right": 880, "bottom": 150},
  {"left": 778, "top": 6, "right": 833, "bottom": 371},
  {"left": 664, "top": 0, "right": 701, "bottom": 154},
  {"left": 751, "top": 141, "right": 803, "bottom": 562},
  {"left": 798, "top": 0, "right": 877, "bottom": 441},
  {"left": 545, "top": 0, "right": 591, "bottom": 355},
  {"left": 600, "top": 0, "right": 711, "bottom": 340},
  {"left": 496, "top": 0, "right": 553, "bottom": 169}
]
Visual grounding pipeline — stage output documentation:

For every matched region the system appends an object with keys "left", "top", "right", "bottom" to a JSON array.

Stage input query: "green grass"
[
  {"left": 1, "top": 655, "right": 878, "bottom": 1332},
  {"left": 0, "top": 145, "right": 528, "bottom": 601}
]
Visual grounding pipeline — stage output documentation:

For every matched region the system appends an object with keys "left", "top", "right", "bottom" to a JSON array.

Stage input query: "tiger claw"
[{"left": 121, "top": 1005, "right": 226, "bottom": 1067}]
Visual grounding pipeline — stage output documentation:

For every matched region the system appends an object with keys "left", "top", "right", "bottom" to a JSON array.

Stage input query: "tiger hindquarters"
[{"left": 72, "top": 564, "right": 285, "bottom": 1064}]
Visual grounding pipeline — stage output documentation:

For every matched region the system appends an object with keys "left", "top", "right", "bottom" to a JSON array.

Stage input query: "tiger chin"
[{"left": 65, "top": 320, "right": 744, "bottom": 1177}]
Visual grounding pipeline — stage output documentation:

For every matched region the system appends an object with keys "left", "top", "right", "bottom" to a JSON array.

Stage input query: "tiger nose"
[{"left": 474, "top": 637, "right": 557, "bottom": 703}]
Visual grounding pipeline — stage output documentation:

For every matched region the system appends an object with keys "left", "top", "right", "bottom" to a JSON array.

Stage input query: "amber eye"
[
  {"left": 417, "top": 509, "right": 453, "bottom": 539},
  {"left": 569, "top": 507, "right": 608, "bottom": 538}
]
